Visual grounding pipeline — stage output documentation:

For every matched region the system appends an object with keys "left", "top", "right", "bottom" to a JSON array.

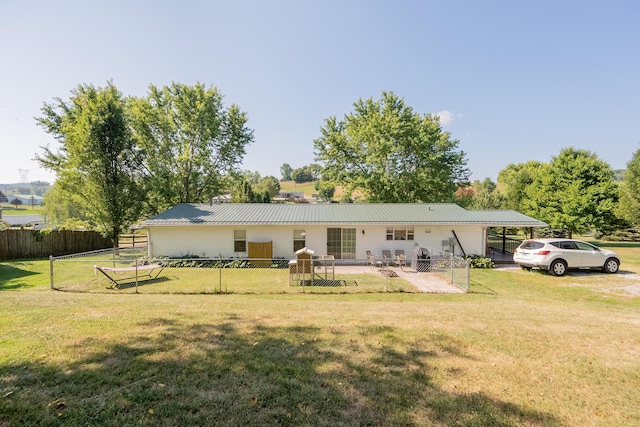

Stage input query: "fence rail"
[
  {"left": 118, "top": 233, "right": 148, "bottom": 249},
  {"left": 0, "top": 229, "right": 112, "bottom": 260},
  {"left": 50, "top": 247, "right": 469, "bottom": 294},
  {"left": 487, "top": 233, "right": 522, "bottom": 254}
]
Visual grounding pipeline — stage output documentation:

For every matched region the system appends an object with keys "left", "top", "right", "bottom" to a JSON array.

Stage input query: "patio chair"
[
  {"left": 366, "top": 250, "right": 382, "bottom": 269},
  {"left": 394, "top": 249, "right": 406, "bottom": 268},
  {"left": 381, "top": 250, "right": 393, "bottom": 266}
]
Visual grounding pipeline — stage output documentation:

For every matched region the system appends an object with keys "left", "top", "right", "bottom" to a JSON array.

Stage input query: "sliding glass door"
[{"left": 327, "top": 228, "right": 356, "bottom": 259}]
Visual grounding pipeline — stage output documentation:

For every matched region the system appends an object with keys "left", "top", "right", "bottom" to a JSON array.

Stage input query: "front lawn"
[{"left": 1, "top": 254, "right": 639, "bottom": 426}]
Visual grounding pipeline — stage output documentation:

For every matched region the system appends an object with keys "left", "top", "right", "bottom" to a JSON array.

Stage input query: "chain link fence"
[{"left": 50, "top": 246, "right": 469, "bottom": 294}]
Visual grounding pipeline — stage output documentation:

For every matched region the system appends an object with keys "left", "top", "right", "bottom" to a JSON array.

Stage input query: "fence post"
[
  {"left": 219, "top": 264, "right": 222, "bottom": 293},
  {"left": 466, "top": 260, "right": 470, "bottom": 292},
  {"left": 49, "top": 255, "right": 54, "bottom": 290},
  {"left": 450, "top": 252, "right": 454, "bottom": 284}
]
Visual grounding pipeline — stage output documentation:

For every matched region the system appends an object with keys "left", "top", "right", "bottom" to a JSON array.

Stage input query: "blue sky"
[{"left": 1, "top": 0, "right": 638, "bottom": 185}]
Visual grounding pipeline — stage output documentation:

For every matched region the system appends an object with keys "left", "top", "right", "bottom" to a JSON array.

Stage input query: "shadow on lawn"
[
  {"left": 0, "top": 263, "right": 40, "bottom": 290},
  {"left": 0, "top": 319, "right": 558, "bottom": 426}
]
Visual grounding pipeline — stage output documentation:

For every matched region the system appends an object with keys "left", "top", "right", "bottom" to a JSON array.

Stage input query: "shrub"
[
  {"left": 467, "top": 255, "right": 494, "bottom": 269},
  {"left": 595, "top": 226, "right": 640, "bottom": 242}
]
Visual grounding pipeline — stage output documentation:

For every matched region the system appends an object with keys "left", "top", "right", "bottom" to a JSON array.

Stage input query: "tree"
[
  {"left": 314, "top": 180, "right": 335, "bottom": 202},
  {"left": 41, "top": 182, "right": 88, "bottom": 228},
  {"left": 469, "top": 178, "right": 506, "bottom": 210},
  {"left": 36, "top": 82, "right": 142, "bottom": 246},
  {"left": 454, "top": 186, "right": 475, "bottom": 208},
  {"left": 313, "top": 91, "right": 469, "bottom": 202},
  {"left": 291, "top": 167, "right": 313, "bottom": 183},
  {"left": 240, "top": 169, "right": 262, "bottom": 186},
  {"left": 10, "top": 198, "right": 22, "bottom": 209},
  {"left": 522, "top": 147, "right": 619, "bottom": 236},
  {"left": 306, "top": 163, "right": 323, "bottom": 180},
  {"left": 616, "top": 148, "right": 640, "bottom": 225},
  {"left": 231, "top": 179, "right": 267, "bottom": 203},
  {"left": 259, "top": 190, "right": 271, "bottom": 203},
  {"left": 130, "top": 82, "right": 253, "bottom": 213},
  {"left": 0, "top": 191, "right": 7, "bottom": 203},
  {"left": 280, "top": 163, "right": 292, "bottom": 181},
  {"left": 498, "top": 161, "right": 544, "bottom": 211},
  {"left": 254, "top": 175, "right": 280, "bottom": 198}
]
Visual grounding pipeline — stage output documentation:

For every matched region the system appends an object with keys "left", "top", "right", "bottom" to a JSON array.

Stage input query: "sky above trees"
[{"left": 1, "top": 0, "right": 638, "bottom": 184}]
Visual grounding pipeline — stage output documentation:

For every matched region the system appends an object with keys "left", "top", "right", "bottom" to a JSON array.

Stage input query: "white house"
[{"left": 139, "top": 203, "right": 547, "bottom": 261}]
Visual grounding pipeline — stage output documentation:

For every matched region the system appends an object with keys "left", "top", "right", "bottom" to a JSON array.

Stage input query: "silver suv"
[{"left": 513, "top": 238, "right": 620, "bottom": 276}]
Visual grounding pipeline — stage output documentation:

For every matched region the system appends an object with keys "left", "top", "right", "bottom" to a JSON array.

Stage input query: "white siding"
[{"left": 147, "top": 224, "right": 486, "bottom": 259}]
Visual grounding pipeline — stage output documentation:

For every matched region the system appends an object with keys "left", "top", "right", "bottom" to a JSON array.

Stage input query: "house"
[
  {"left": 10, "top": 194, "right": 44, "bottom": 206},
  {"left": 276, "top": 191, "right": 305, "bottom": 201},
  {"left": 139, "top": 203, "right": 547, "bottom": 261}
]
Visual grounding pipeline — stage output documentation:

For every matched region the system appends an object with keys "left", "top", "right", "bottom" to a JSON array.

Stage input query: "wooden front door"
[{"left": 248, "top": 241, "right": 272, "bottom": 266}]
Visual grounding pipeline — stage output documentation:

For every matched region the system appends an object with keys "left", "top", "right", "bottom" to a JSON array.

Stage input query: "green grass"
[
  {"left": 278, "top": 180, "right": 317, "bottom": 197},
  {"left": 0, "top": 203, "right": 44, "bottom": 216},
  {"left": 48, "top": 252, "right": 418, "bottom": 294},
  {"left": 1, "top": 252, "right": 640, "bottom": 426},
  {"left": 279, "top": 181, "right": 347, "bottom": 200}
]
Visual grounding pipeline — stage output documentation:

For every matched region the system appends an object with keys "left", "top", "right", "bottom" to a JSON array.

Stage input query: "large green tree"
[
  {"left": 36, "top": 82, "right": 142, "bottom": 246},
  {"left": 313, "top": 91, "right": 469, "bottom": 202},
  {"left": 130, "top": 82, "right": 253, "bottom": 213},
  {"left": 497, "top": 161, "right": 544, "bottom": 211},
  {"left": 41, "top": 183, "right": 87, "bottom": 228},
  {"left": 523, "top": 147, "right": 619, "bottom": 236},
  {"left": 254, "top": 175, "right": 280, "bottom": 198},
  {"left": 231, "top": 179, "right": 269, "bottom": 203},
  {"left": 280, "top": 163, "right": 292, "bottom": 181},
  {"left": 314, "top": 180, "right": 335, "bottom": 202},
  {"left": 616, "top": 148, "right": 640, "bottom": 225},
  {"left": 469, "top": 178, "right": 506, "bottom": 210}
]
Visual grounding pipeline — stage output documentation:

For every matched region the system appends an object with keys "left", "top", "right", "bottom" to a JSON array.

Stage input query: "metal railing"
[{"left": 487, "top": 233, "right": 522, "bottom": 254}]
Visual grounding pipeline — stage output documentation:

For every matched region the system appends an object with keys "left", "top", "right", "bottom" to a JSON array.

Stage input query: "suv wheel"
[
  {"left": 550, "top": 259, "right": 567, "bottom": 276},
  {"left": 603, "top": 258, "right": 619, "bottom": 274}
]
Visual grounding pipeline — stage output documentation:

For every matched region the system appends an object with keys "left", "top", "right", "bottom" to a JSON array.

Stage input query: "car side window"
[
  {"left": 551, "top": 241, "right": 578, "bottom": 250},
  {"left": 575, "top": 241, "right": 596, "bottom": 251}
]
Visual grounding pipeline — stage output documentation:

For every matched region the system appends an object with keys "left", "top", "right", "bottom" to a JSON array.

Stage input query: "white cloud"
[{"left": 435, "top": 110, "right": 454, "bottom": 126}]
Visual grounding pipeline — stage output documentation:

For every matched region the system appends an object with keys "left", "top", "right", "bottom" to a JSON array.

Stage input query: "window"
[
  {"left": 575, "top": 241, "right": 597, "bottom": 251},
  {"left": 551, "top": 241, "right": 578, "bottom": 250},
  {"left": 520, "top": 241, "right": 544, "bottom": 250},
  {"left": 234, "top": 230, "right": 246, "bottom": 252},
  {"left": 293, "top": 230, "right": 306, "bottom": 251},
  {"left": 386, "top": 227, "right": 414, "bottom": 241}
]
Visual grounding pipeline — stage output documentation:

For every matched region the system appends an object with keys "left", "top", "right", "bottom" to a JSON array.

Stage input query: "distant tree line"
[
  {"left": 34, "top": 82, "right": 639, "bottom": 243},
  {"left": 37, "top": 82, "right": 254, "bottom": 246},
  {"left": 456, "top": 146, "right": 640, "bottom": 239}
]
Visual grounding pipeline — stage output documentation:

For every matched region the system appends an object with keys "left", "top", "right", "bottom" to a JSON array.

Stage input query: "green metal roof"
[{"left": 140, "top": 203, "right": 548, "bottom": 227}]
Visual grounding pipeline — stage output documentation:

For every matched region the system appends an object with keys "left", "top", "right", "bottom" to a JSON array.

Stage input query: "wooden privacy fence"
[{"left": 0, "top": 229, "right": 113, "bottom": 260}]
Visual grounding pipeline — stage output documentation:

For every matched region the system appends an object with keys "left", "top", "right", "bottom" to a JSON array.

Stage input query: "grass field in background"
[
  {"left": 279, "top": 180, "right": 346, "bottom": 200},
  {"left": 1, "top": 245, "right": 640, "bottom": 425},
  {"left": 0, "top": 203, "right": 44, "bottom": 216}
]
